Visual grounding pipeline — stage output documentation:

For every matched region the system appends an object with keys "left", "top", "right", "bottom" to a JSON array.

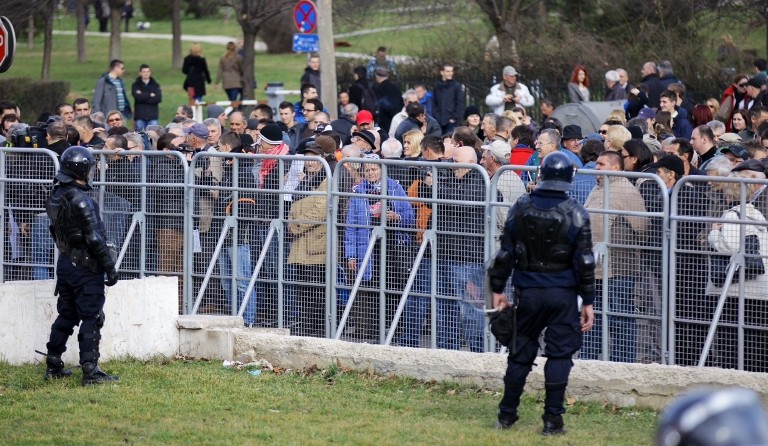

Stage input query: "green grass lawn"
[
  {"left": 6, "top": 6, "right": 472, "bottom": 125},
  {"left": 0, "top": 358, "right": 658, "bottom": 445}
]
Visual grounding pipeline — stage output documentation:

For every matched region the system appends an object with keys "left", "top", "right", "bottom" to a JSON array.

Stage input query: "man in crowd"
[
  {"left": 581, "top": 151, "right": 647, "bottom": 363},
  {"left": 373, "top": 67, "right": 403, "bottom": 134},
  {"left": 73, "top": 115, "right": 104, "bottom": 147},
  {"left": 435, "top": 145, "right": 492, "bottom": 353},
  {"left": 55, "top": 103, "right": 75, "bottom": 125},
  {"left": 660, "top": 90, "right": 693, "bottom": 139},
  {"left": 690, "top": 125, "right": 718, "bottom": 167},
  {"left": 93, "top": 59, "right": 132, "bottom": 121},
  {"left": 485, "top": 66, "right": 534, "bottom": 115},
  {"left": 131, "top": 64, "right": 162, "bottom": 131},
  {"left": 45, "top": 121, "right": 70, "bottom": 157},
  {"left": 228, "top": 111, "right": 247, "bottom": 135},
  {"left": 395, "top": 102, "right": 440, "bottom": 142},
  {"left": 366, "top": 46, "right": 397, "bottom": 80},
  {"left": 389, "top": 89, "right": 419, "bottom": 138},
  {"left": 73, "top": 98, "right": 91, "bottom": 117},
  {"left": 300, "top": 54, "right": 322, "bottom": 97},
  {"left": 432, "top": 63, "right": 465, "bottom": 134}
]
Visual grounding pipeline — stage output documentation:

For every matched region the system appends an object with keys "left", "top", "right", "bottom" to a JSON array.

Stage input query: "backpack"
[{"left": 359, "top": 85, "right": 378, "bottom": 114}]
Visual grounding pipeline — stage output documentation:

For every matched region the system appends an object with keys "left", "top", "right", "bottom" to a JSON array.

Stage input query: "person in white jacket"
[{"left": 485, "top": 66, "right": 534, "bottom": 115}]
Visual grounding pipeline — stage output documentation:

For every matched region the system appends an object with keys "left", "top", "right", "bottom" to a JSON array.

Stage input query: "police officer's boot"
[
  {"left": 79, "top": 327, "right": 119, "bottom": 386},
  {"left": 497, "top": 379, "right": 525, "bottom": 429},
  {"left": 81, "top": 362, "right": 119, "bottom": 386},
  {"left": 542, "top": 382, "right": 568, "bottom": 435},
  {"left": 44, "top": 323, "right": 75, "bottom": 381},
  {"left": 44, "top": 355, "right": 73, "bottom": 380}
]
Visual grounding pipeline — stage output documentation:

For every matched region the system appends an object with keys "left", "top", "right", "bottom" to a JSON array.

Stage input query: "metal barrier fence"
[
  {"left": 669, "top": 175, "right": 768, "bottom": 372},
  {"left": 2, "top": 146, "right": 765, "bottom": 371}
]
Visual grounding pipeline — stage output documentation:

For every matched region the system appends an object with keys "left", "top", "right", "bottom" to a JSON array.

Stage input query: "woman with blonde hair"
[
  {"left": 402, "top": 129, "right": 424, "bottom": 161},
  {"left": 215, "top": 41, "right": 244, "bottom": 106},
  {"left": 182, "top": 42, "right": 211, "bottom": 104}
]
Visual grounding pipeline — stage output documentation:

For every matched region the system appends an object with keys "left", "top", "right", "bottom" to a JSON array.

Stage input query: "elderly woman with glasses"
[{"left": 344, "top": 154, "right": 415, "bottom": 341}]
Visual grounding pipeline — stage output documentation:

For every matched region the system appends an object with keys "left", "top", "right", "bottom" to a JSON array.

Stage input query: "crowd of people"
[{"left": 2, "top": 49, "right": 768, "bottom": 365}]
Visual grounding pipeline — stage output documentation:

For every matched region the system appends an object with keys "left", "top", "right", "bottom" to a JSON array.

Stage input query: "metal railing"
[{"left": 3, "top": 146, "right": 766, "bottom": 371}]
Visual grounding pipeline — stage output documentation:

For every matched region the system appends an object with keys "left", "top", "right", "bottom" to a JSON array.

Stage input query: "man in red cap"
[{"left": 356, "top": 109, "right": 375, "bottom": 132}]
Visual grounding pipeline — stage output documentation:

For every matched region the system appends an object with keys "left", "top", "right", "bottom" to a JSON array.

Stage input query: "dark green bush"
[
  {"left": 0, "top": 78, "right": 69, "bottom": 123},
  {"left": 140, "top": 0, "right": 174, "bottom": 21}
]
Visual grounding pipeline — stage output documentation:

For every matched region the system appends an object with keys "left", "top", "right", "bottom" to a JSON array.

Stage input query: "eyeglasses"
[
  {"left": 738, "top": 83, "right": 748, "bottom": 87},
  {"left": 302, "top": 109, "right": 316, "bottom": 114}
]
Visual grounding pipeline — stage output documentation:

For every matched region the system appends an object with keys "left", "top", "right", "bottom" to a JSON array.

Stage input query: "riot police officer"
[
  {"left": 43, "top": 146, "right": 120, "bottom": 385},
  {"left": 487, "top": 151, "right": 595, "bottom": 435}
]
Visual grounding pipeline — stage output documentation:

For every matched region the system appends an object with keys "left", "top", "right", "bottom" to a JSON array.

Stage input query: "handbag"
[{"left": 709, "top": 210, "right": 765, "bottom": 286}]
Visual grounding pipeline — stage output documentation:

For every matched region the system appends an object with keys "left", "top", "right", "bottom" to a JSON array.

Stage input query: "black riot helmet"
[
  {"left": 55, "top": 146, "right": 96, "bottom": 185},
  {"left": 537, "top": 151, "right": 576, "bottom": 191},
  {"left": 656, "top": 387, "right": 768, "bottom": 446}
]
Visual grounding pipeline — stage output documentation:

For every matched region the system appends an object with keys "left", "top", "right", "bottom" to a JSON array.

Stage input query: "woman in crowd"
[
  {"left": 462, "top": 106, "right": 483, "bottom": 140},
  {"left": 622, "top": 139, "right": 654, "bottom": 176},
  {"left": 691, "top": 104, "right": 714, "bottom": 128},
  {"left": 567, "top": 64, "right": 591, "bottom": 103},
  {"left": 716, "top": 74, "right": 749, "bottom": 131},
  {"left": 182, "top": 42, "right": 212, "bottom": 104},
  {"left": 654, "top": 111, "right": 673, "bottom": 137},
  {"left": 287, "top": 143, "right": 331, "bottom": 337},
  {"left": 707, "top": 173, "right": 768, "bottom": 371},
  {"left": 732, "top": 109, "right": 752, "bottom": 141},
  {"left": 345, "top": 155, "right": 414, "bottom": 340},
  {"left": 215, "top": 41, "right": 244, "bottom": 106}
]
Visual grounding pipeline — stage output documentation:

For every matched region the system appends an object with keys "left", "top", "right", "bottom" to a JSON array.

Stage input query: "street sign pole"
[{"left": 317, "top": 0, "right": 337, "bottom": 120}]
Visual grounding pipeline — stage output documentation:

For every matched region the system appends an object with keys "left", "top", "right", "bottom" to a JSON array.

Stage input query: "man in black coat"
[
  {"left": 372, "top": 67, "right": 402, "bottom": 135},
  {"left": 131, "top": 64, "right": 162, "bottom": 132},
  {"left": 432, "top": 64, "right": 465, "bottom": 134},
  {"left": 639, "top": 61, "right": 664, "bottom": 109}
]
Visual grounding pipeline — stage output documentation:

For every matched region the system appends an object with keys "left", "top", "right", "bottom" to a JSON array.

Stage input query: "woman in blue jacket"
[{"left": 345, "top": 156, "right": 415, "bottom": 341}]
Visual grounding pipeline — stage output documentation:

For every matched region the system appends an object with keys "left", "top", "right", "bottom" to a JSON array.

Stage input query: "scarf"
[{"left": 258, "top": 143, "right": 288, "bottom": 188}]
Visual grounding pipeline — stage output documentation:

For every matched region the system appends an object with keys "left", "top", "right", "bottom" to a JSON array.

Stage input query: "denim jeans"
[
  {"left": 253, "top": 223, "right": 280, "bottom": 324},
  {"left": 219, "top": 244, "right": 257, "bottom": 326},
  {"left": 436, "top": 261, "right": 485, "bottom": 351},
  {"left": 225, "top": 88, "right": 242, "bottom": 102},
  {"left": 134, "top": 119, "right": 159, "bottom": 132},
  {"left": 400, "top": 259, "right": 432, "bottom": 348},
  {"left": 581, "top": 276, "right": 637, "bottom": 362},
  {"left": 31, "top": 213, "right": 54, "bottom": 280}
]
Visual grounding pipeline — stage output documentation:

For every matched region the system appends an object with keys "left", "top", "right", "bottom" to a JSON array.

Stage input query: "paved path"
[{"left": 52, "top": 18, "right": 463, "bottom": 62}]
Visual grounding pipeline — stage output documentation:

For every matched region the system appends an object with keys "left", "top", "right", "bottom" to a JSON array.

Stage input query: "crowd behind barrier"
[{"left": 2, "top": 148, "right": 767, "bottom": 371}]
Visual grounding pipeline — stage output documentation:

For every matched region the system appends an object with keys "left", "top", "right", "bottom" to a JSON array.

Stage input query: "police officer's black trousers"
[
  {"left": 499, "top": 287, "right": 582, "bottom": 417},
  {"left": 46, "top": 256, "right": 107, "bottom": 366}
]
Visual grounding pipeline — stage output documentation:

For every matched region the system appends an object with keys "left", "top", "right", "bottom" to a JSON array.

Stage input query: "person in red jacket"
[{"left": 509, "top": 124, "right": 535, "bottom": 175}]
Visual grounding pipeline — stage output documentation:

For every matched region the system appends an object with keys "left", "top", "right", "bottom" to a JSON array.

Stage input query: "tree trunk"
[
  {"left": 109, "top": 3, "right": 122, "bottom": 60},
  {"left": 241, "top": 31, "right": 256, "bottom": 100},
  {"left": 27, "top": 14, "right": 34, "bottom": 49},
  {"left": 41, "top": 0, "right": 55, "bottom": 80},
  {"left": 76, "top": 0, "right": 87, "bottom": 62},
  {"left": 171, "top": 0, "right": 182, "bottom": 69},
  {"left": 496, "top": 31, "right": 520, "bottom": 68}
]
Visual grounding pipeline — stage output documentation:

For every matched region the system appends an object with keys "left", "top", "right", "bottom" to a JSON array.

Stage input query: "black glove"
[
  {"left": 105, "top": 269, "right": 119, "bottom": 287},
  {"left": 490, "top": 308, "right": 515, "bottom": 347}
]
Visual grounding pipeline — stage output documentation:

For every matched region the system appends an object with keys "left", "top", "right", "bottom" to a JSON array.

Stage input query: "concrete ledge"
[
  {"left": 223, "top": 333, "right": 768, "bottom": 410},
  {"left": 177, "top": 315, "right": 244, "bottom": 329},
  {"left": 0, "top": 276, "right": 179, "bottom": 365}
]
